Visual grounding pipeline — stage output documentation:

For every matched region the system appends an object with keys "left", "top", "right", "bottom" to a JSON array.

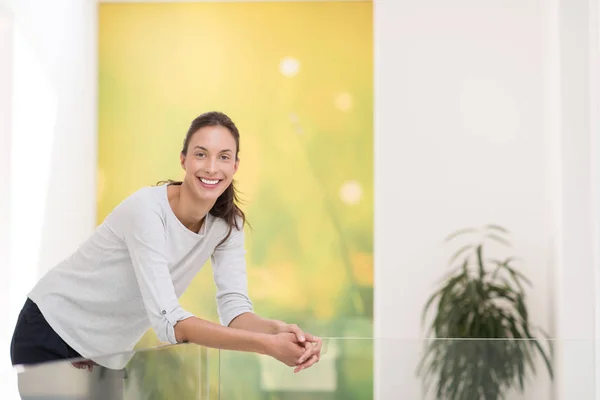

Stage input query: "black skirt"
[{"left": 10, "top": 298, "right": 82, "bottom": 366}]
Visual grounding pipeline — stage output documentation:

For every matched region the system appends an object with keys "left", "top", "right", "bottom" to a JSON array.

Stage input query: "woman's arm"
[
  {"left": 174, "top": 316, "right": 305, "bottom": 367},
  {"left": 210, "top": 225, "right": 323, "bottom": 372},
  {"left": 228, "top": 312, "right": 323, "bottom": 373},
  {"left": 175, "top": 315, "right": 269, "bottom": 352},
  {"left": 227, "top": 312, "right": 279, "bottom": 334},
  {"left": 120, "top": 203, "right": 305, "bottom": 367},
  {"left": 210, "top": 224, "right": 254, "bottom": 328}
]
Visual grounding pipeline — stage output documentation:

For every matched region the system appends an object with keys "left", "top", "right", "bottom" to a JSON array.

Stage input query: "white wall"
[
  {"left": 374, "top": 0, "right": 597, "bottom": 399},
  {"left": 0, "top": 3, "right": 14, "bottom": 398},
  {"left": 1, "top": 1, "right": 97, "bottom": 399}
]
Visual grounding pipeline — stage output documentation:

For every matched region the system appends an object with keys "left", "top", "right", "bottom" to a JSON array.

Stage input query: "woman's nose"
[{"left": 204, "top": 158, "right": 217, "bottom": 174}]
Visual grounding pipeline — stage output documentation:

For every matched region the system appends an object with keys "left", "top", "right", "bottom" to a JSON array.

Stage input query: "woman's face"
[{"left": 180, "top": 125, "right": 239, "bottom": 203}]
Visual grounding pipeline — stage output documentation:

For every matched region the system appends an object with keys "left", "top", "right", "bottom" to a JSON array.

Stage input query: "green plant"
[{"left": 418, "top": 225, "right": 553, "bottom": 400}]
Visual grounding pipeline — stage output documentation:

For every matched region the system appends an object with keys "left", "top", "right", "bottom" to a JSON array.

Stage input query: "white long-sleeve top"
[{"left": 28, "top": 184, "right": 253, "bottom": 369}]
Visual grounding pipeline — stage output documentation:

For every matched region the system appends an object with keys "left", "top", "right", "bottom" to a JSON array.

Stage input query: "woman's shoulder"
[
  {"left": 109, "top": 185, "right": 168, "bottom": 219},
  {"left": 124, "top": 185, "right": 165, "bottom": 203}
]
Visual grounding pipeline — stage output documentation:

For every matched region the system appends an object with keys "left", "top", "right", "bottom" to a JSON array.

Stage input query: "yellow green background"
[{"left": 99, "top": 2, "right": 372, "bottom": 399}]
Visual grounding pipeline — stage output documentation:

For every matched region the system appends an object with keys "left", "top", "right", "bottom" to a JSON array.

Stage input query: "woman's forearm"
[
  {"left": 174, "top": 316, "right": 271, "bottom": 354},
  {"left": 227, "top": 312, "right": 279, "bottom": 334}
]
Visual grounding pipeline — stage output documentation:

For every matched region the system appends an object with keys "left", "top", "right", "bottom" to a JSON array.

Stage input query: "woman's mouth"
[{"left": 198, "top": 177, "right": 221, "bottom": 189}]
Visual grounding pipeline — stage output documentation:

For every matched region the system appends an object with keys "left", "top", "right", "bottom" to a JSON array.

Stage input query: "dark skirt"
[{"left": 10, "top": 298, "right": 82, "bottom": 366}]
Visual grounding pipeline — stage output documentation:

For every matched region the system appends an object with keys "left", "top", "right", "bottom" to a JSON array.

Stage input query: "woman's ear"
[{"left": 180, "top": 153, "right": 186, "bottom": 170}]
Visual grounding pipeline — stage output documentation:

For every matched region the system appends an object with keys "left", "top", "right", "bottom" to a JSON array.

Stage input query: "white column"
[
  {"left": 593, "top": 0, "right": 600, "bottom": 395},
  {"left": 553, "top": 0, "right": 598, "bottom": 398},
  {"left": 2, "top": 1, "right": 98, "bottom": 399},
  {"left": 0, "top": 4, "right": 15, "bottom": 400}
]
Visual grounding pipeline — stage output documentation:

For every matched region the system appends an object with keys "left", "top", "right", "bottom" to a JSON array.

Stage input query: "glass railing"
[
  {"left": 11, "top": 342, "right": 217, "bottom": 400},
  {"left": 5, "top": 338, "right": 596, "bottom": 399},
  {"left": 217, "top": 338, "right": 589, "bottom": 400},
  {"left": 218, "top": 337, "right": 373, "bottom": 400}
]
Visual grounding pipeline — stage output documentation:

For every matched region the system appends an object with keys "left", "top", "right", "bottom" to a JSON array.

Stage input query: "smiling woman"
[
  {"left": 10, "top": 111, "right": 322, "bottom": 377},
  {"left": 159, "top": 112, "right": 246, "bottom": 247}
]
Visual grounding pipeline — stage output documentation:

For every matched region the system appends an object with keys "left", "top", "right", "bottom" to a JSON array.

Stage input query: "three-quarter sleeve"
[
  {"left": 121, "top": 204, "right": 193, "bottom": 344},
  {"left": 211, "top": 224, "right": 254, "bottom": 327}
]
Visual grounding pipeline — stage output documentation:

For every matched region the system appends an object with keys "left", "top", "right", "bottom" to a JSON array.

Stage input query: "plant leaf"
[
  {"left": 476, "top": 245, "right": 485, "bottom": 279},
  {"left": 448, "top": 244, "right": 474, "bottom": 268},
  {"left": 445, "top": 228, "right": 478, "bottom": 243},
  {"left": 485, "top": 224, "right": 509, "bottom": 233},
  {"left": 486, "top": 233, "right": 511, "bottom": 247}
]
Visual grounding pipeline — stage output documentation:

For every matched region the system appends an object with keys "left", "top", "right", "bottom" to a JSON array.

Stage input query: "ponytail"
[{"left": 210, "top": 181, "right": 246, "bottom": 248}]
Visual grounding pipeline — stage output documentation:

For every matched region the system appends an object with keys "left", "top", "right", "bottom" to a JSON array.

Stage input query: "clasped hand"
[{"left": 271, "top": 320, "right": 323, "bottom": 373}]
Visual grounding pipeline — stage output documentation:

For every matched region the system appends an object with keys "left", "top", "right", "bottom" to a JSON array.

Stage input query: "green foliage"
[{"left": 418, "top": 225, "right": 553, "bottom": 400}]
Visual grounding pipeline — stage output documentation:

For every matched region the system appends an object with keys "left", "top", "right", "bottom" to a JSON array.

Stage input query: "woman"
[{"left": 10, "top": 111, "right": 322, "bottom": 374}]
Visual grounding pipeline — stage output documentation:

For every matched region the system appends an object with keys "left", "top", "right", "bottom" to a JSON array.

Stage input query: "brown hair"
[{"left": 160, "top": 111, "right": 247, "bottom": 248}]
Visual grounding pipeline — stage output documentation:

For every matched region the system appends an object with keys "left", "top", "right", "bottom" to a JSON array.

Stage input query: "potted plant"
[{"left": 418, "top": 225, "right": 553, "bottom": 399}]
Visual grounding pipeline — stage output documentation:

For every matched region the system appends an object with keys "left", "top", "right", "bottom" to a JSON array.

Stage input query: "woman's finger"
[
  {"left": 297, "top": 338, "right": 321, "bottom": 364},
  {"left": 284, "top": 324, "right": 306, "bottom": 343},
  {"left": 71, "top": 361, "right": 95, "bottom": 372},
  {"left": 314, "top": 337, "right": 323, "bottom": 357},
  {"left": 294, "top": 355, "right": 319, "bottom": 373},
  {"left": 303, "top": 333, "right": 320, "bottom": 342}
]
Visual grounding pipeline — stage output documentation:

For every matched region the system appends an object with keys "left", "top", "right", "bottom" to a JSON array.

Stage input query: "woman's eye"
[
  {"left": 220, "top": 155, "right": 230, "bottom": 160},
  {"left": 195, "top": 153, "right": 206, "bottom": 158}
]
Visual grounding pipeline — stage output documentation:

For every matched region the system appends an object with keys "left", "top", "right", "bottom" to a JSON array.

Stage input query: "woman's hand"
[
  {"left": 71, "top": 359, "right": 96, "bottom": 372},
  {"left": 272, "top": 320, "right": 308, "bottom": 343},
  {"left": 272, "top": 320, "right": 323, "bottom": 373},
  {"left": 265, "top": 333, "right": 306, "bottom": 366},
  {"left": 294, "top": 335, "right": 322, "bottom": 373}
]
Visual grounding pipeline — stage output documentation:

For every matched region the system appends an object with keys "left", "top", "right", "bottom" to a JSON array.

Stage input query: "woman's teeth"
[{"left": 200, "top": 178, "right": 219, "bottom": 185}]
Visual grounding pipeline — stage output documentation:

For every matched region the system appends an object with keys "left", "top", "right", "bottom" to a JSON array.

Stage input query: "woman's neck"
[{"left": 168, "top": 182, "right": 214, "bottom": 233}]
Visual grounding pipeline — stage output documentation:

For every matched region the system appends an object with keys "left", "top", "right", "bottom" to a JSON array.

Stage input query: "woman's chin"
[{"left": 195, "top": 187, "right": 223, "bottom": 203}]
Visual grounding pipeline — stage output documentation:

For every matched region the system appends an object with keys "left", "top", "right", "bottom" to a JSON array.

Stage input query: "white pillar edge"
[
  {"left": 555, "top": 0, "right": 597, "bottom": 398},
  {"left": 0, "top": 0, "right": 12, "bottom": 370},
  {"left": 591, "top": 0, "right": 600, "bottom": 396}
]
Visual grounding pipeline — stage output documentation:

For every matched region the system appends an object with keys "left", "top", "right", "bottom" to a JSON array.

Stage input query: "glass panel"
[
  {"left": 218, "top": 338, "right": 373, "bottom": 400},
  {"left": 13, "top": 343, "right": 216, "bottom": 400},
  {"left": 218, "top": 338, "right": 593, "bottom": 400}
]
